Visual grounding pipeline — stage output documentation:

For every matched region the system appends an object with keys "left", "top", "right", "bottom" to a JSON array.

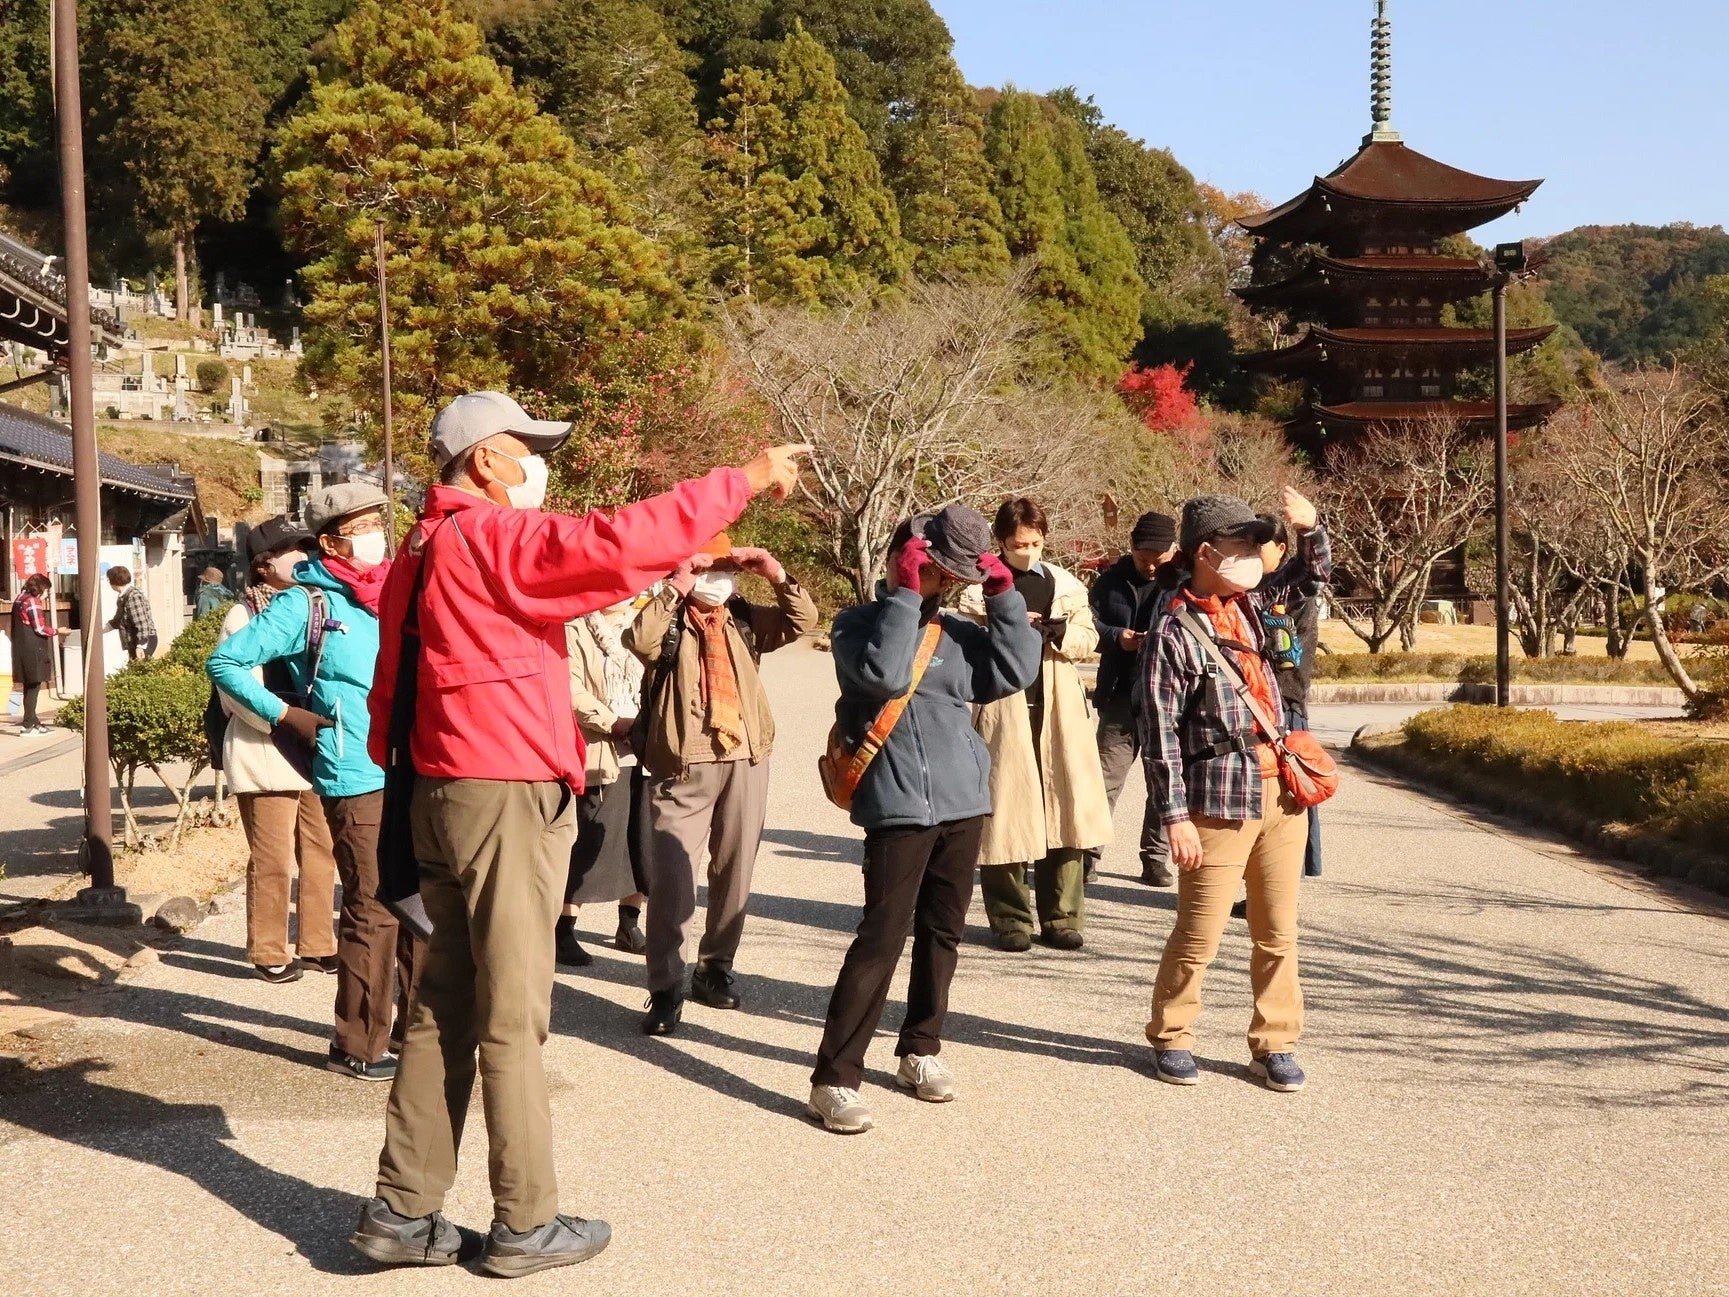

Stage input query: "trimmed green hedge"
[
  {"left": 1401, "top": 706, "right": 1729, "bottom": 855},
  {"left": 1316, "top": 653, "right": 1676, "bottom": 687}
]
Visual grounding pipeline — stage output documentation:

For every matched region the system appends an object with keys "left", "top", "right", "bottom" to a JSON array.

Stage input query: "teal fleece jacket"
[{"left": 205, "top": 560, "right": 384, "bottom": 798}]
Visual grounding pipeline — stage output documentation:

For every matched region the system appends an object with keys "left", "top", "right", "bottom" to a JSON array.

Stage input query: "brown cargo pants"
[
  {"left": 324, "top": 791, "right": 419, "bottom": 1064},
  {"left": 374, "top": 777, "right": 577, "bottom": 1233}
]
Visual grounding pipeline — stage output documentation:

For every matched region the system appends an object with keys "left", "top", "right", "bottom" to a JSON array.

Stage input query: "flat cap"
[{"left": 304, "top": 482, "right": 390, "bottom": 535}]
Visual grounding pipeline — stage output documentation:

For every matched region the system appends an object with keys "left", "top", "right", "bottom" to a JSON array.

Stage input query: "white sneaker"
[
  {"left": 895, "top": 1053, "right": 958, "bottom": 1103},
  {"left": 807, "top": 1085, "right": 873, "bottom": 1134}
]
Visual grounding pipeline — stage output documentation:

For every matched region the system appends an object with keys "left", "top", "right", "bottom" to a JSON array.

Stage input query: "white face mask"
[
  {"left": 690, "top": 571, "right": 737, "bottom": 607},
  {"left": 347, "top": 531, "right": 389, "bottom": 569},
  {"left": 498, "top": 452, "right": 549, "bottom": 510},
  {"left": 1208, "top": 550, "right": 1265, "bottom": 594},
  {"left": 268, "top": 550, "right": 305, "bottom": 585}
]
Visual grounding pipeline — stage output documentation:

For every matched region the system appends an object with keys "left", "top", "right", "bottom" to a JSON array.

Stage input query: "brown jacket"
[{"left": 625, "top": 576, "right": 819, "bottom": 779}]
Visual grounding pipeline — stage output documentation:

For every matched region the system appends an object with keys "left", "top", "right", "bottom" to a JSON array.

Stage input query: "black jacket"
[{"left": 1090, "top": 555, "right": 1168, "bottom": 703}]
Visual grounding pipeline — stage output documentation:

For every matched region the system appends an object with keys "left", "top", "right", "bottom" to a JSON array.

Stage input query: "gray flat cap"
[
  {"left": 1179, "top": 494, "right": 1276, "bottom": 553},
  {"left": 915, "top": 504, "right": 995, "bottom": 584},
  {"left": 304, "top": 482, "right": 389, "bottom": 535},
  {"left": 429, "top": 391, "right": 573, "bottom": 469}
]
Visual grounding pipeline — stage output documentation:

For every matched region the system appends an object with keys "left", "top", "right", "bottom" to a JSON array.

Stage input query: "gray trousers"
[
  {"left": 1091, "top": 694, "right": 1169, "bottom": 871},
  {"left": 645, "top": 757, "right": 770, "bottom": 993}
]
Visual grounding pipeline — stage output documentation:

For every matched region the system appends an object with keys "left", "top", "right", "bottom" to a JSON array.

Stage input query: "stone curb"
[
  {"left": 1313, "top": 682, "right": 1686, "bottom": 706},
  {"left": 1349, "top": 731, "right": 1729, "bottom": 897}
]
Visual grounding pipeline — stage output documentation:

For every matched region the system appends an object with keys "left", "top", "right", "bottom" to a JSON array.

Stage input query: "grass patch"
[
  {"left": 1398, "top": 707, "right": 1729, "bottom": 874},
  {"left": 97, "top": 426, "right": 266, "bottom": 522},
  {"left": 1316, "top": 653, "right": 1676, "bottom": 687}
]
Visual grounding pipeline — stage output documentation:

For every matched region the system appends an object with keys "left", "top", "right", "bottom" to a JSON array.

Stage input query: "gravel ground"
[{"left": 1, "top": 641, "right": 1725, "bottom": 1296}]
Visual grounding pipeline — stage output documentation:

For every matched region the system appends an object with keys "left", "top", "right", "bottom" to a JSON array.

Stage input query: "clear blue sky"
[{"left": 933, "top": 0, "right": 1729, "bottom": 243}]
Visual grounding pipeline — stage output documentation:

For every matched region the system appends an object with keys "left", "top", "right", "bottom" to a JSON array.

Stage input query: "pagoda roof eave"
[
  {"left": 1311, "top": 399, "right": 1561, "bottom": 432},
  {"left": 1236, "top": 255, "right": 1493, "bottom": 307},
  {"left": 1238, "top": 324, "right": 1557, "bottom": 375}
]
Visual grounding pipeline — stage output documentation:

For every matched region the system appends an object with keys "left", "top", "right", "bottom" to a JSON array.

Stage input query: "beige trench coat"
[{"left": 961, "top": 562, "right": 1113, "bottom": 865}]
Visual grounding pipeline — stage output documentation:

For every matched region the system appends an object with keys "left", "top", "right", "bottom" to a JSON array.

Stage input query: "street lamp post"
[{"left": 1490, "top": 241, "right": 1528, "bottom": 710}]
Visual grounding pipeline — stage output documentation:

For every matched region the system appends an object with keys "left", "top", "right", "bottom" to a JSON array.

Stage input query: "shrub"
[
  {"left": 1316, "top": 653, "right": 1674, "bottom": 687},
  {"left": 58, "top": 660, "right": 213, "bottom": 849},
  {"left": 165, "top": 602, "right": 234, "bottom": 670},
  {"left": 1401, "top": 706, "right": 1729, "bottom": 854},
  {"left": 196, "top": 358, "right": 229, "bottom": 392}
]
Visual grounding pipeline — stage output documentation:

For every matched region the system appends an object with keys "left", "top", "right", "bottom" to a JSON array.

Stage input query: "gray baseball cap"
[
  {"left": 429, "top": 391, "right": 573, "bottom": 469},
  {"left": 304, "top": 482, "right": 390, "bottom": 535},
  {"left": 1179, "top": 494, "right": 1276, "bottom": 553}
]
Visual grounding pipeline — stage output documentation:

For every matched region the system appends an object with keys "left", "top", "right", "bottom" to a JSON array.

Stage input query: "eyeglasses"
[{"left": 338, "top": 513, "right": 386, "bottom": 537}]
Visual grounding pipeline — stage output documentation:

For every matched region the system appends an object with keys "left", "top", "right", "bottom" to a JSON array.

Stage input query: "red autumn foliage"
[{"left": 1118, "top": 362, "right": 1204, "bottom": 434}]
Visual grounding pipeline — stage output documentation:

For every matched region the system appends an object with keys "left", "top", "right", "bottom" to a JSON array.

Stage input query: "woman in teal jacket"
[{"left": 208, "top": 484, "right": 416, "bottom": 1083}]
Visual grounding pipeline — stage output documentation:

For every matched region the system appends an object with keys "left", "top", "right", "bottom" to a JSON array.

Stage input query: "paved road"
[{"left": 1, "top": 642, "right": 1724, "bottom": 1296}]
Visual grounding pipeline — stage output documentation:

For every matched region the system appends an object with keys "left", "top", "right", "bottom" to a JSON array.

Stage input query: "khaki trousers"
[
  {"left": 375, "top": 778, "right": 576, "bottom": 1233},
  {"left": 645, "top": 757, "right": 769, "bottom": 993},
  {"left": 237, "top": 789, "right": 337, "bottom": 968},
  {"left": 324, "top": 792, "right": 420, "bottom": 1065},
  {"left": 1147, "top": 778, "right": 1307, "bottom": 1056}
]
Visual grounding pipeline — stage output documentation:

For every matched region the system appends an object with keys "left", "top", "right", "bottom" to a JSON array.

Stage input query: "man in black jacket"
[{"left": 1088, "top": 512, "right": 1178, "bottom": 886}]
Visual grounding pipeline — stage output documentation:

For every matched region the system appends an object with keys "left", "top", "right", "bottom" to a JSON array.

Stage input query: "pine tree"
[
  {"left": 985, "top": 87, "right": 1143, "bottom": 380},
  {"left": 82, "top": 0, "right": 269, "bottom": 320},
  {"left": 705, "top": 23, "right": 908, "bottom": 303},
  {"left": 890, "top": 56, "right": 1009, "bottom": 282},
  {"left": 274, "top": 0, "right": 685, "bottom": 469}
]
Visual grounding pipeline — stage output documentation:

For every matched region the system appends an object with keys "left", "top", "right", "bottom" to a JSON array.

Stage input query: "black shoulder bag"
[{"left": 376, "top": 528, "right": 439, "bottom": 941}]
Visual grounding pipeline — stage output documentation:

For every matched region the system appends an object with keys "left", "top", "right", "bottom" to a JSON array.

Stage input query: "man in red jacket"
[{"left": 350, "top": 390, "right": 808, "bottom": 1279}]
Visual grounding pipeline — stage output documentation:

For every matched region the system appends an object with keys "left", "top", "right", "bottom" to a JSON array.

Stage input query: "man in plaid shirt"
[
  {"left": 106, "top": 565, "right": 158, "bottom": 660},
  {"left": 1138, "top": 488, "right": 1330, "bottom": 1095}
]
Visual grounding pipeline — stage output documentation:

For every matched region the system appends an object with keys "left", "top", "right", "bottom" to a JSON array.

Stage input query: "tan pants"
[
  {"left": 1147, "top": 778, "right": 1307, "bottom": 1056},
  {"left": 375, "top": 778, "right": 576, "bottom": 1233},
  {"left": 236, "top": 790, "right": 337, "bottom": 968},
  {"left": 645, "top": 757, "right": 769, "bottom": 993}
]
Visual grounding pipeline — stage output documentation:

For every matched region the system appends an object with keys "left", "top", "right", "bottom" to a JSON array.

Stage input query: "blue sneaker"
[
  {"left": 1153, "top": 1049, "right": 1199, "bottom": 1086},
  {"left": 1250, "top": 1052, "right": 1306, "bottom": 1092}
]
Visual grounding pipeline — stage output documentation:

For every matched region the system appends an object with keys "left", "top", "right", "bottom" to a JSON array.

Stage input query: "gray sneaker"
[
  {"left": 348, "top": 1197, "right": 464, "bottom": 1268},
  {"left": 895, "top": 1053, "right": 958, "bottom": 1103},
  {"left": 481, "top": 1214, "right": 612, "bottom": 1278},
  {"left": 807, "top": 1084, "right": 873, "bottom": 1134}
]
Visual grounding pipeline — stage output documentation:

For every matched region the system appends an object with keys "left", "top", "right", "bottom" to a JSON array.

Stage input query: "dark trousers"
[
  {"left": 21, "top": 682, "right": 41, "bottom": 728},
  {"left": 1091, "top": 694, "right": 1168, "bottom": 871},
  {"left": 324, "top": 791, "right": 421, "bottom": 1063},
  {"left": 812, "top": 815, "right": 984, "bottom": 1090},
  {"left": 1284, "top": 702, "right": 1323, "bottom": 878}
]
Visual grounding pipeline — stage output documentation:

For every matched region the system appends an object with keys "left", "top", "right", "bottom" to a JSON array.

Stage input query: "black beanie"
[{"left": 1131, "top": 511, "right": 1177, "bottom": 551}]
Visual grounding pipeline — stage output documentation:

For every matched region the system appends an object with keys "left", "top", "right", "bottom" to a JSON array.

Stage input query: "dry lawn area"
[{"left": 1319, "top": 619, "right": 1690, "bottom": 663}]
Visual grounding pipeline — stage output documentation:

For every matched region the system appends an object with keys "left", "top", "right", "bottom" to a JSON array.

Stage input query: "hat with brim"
[
  {"left": 908, "top": 504, "right": 994, "bottom": 584},
  {"left": 430, "top": 391, "right": 573, "bottom": 469},
  {"left": 304, "top": 483, "right": 391, "bottom": 535},
  {"left": 246, "top": 515, "right": 313, "bottom": 562},
  {"left": 1180, "top": 494, "right": 1277, "bottom": 554}
]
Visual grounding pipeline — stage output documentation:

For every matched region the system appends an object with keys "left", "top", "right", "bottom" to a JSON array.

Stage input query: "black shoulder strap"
[{"left": 1173, "top": 603, "right": 1286, "bottom": 745}]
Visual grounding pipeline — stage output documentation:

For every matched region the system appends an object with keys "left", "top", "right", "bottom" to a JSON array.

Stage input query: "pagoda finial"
[{"left": 1366, "top": 0, "right": 1402, "bottom": 145}]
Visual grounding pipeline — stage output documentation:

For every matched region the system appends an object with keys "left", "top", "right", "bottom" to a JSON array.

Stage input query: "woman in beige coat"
[{"left": 962, "top": 499, "right": 1112, "bottom": 952}]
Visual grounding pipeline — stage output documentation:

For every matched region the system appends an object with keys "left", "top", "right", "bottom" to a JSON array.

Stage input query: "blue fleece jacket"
[{"left": 205, "top": 560, "right": 384, "bottom": 798}]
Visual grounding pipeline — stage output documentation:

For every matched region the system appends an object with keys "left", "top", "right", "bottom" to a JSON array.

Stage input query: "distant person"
[
  {"left": 350, "top": 388, "right": 809, "bottom": 1278},
  {"left": 9, "top": 573, "right": 60, "bottom": 735},
  {"left": 1141, "top": 489, "right": 1329, "bottom": 1095},
  {"left": 208, "top": 484, "right": 415, "bottom": 1082},
  {"left": 962, "top": 499, "right": 1112, "bottom": 952},
  {"left": 106, "top": 565, "right": 156, "bottom": 660},
  {"left": 1688, "top": 602, "right": 1710, "bottom": 637},
  {"left": 211, "top": 517, "right": 338, "bottom": 983},
  {"left": 1088, "top": 510, "right": 1180, "bottom": 886},
  {"left": 557, "top": 594, "right": 656, "bottom": 967},
  {"left": 194, "top": 565, "right": 235, "bottom": 620},
  {"left": 809, "top": 507, "right": 1041, "bottom": 1134},
  {"left": 628, "top": 533, "right": 818, "bottom": 1035}
]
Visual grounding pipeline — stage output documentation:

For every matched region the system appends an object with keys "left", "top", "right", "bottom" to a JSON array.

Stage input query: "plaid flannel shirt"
[
  {"left": 110, "top": 586, "right": 156, "bottom": 652},
  {"left": 1140, "top": 523, "right": 1332, "bottom": 825}
]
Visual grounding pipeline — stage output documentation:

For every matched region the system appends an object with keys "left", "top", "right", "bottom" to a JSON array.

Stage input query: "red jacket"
[{"left": 368, "top": 468, "right": 752, "bottom": 788}]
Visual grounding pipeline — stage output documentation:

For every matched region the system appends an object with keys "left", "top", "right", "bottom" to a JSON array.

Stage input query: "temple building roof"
[
  {"left": 1237, "top": 254, "right": 1493, "bottom": 309},
  {"left": 1239, "top": 324, "right": 1557, "bottom": 376}
]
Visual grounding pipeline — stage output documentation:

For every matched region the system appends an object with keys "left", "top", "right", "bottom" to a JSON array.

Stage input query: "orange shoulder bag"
[{"left": 819, "top": 620, "right": 944, "bottom": 812}]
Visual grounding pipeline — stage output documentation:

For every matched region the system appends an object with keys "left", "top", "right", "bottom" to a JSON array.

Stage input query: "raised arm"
[
  {"left": 206, "top": 588, "right": 313, "bottom": 728},
  {"left": 951, "top": 587, "right": 1042, "bottom": 704}
]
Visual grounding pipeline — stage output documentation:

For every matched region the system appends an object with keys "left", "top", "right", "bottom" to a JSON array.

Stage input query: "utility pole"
[
  {"left": 1491, "top": 241, "right": 1528, "bottom": 710},
  {"left": 374, "top": 221, "right": 396, "bottom": 554},
  {"left": 54, "top": 0, "right": 133, "bottom": 920}
]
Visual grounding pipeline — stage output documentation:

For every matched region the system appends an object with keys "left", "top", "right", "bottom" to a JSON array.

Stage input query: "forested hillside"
[{"left": 1535, "top": 223, "right": 1729, "bottom": 364}]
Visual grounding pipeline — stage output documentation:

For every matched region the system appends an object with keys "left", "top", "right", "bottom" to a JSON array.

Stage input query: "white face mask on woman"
[
  {"left": 346, "top": 531, "right": 389, "bottom": 569},
  {"left": 1206, "top": 548, "right": 1265, "bottom": 594},
  {"left": 495, "top": 452, "right": 549, "bottom": 510},
  {"left": 268, "top": 549, "right": 306, "bottom": 585},
  {"left": 690, "top": 571, "right": 737, "bottom": 607}
]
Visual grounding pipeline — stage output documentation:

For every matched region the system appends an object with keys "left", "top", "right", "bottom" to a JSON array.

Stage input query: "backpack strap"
[{"left": 1173, "top": 603, "right": 1287, "bottom": 747}]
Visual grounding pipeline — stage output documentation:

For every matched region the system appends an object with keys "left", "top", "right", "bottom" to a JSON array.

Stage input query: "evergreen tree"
[
  {"left": 985, "top": 87, "right": 1142, "bottom": 380},
  {"left": 890, "top": 55, "right": 1009, "bottom": 281},
  {"left": 705, "top": 23, "right": 908, "bottom": 303},
  {"left": 82, "top": 0, "right": 270, "bottom": 320},
  {"left": 0, "top": 0, "right": 53, "bottom": 199},
  {"left": 275, "top": 0, "right": 685, "bottom": 466}
]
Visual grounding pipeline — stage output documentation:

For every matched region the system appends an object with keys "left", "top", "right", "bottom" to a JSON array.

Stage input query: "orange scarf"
[
  {"left": 1183, "top": 589, "right": 1280, "bottom": 779},
  {"left": 688, "top": 602, "right": 747, "bottom": 755}
]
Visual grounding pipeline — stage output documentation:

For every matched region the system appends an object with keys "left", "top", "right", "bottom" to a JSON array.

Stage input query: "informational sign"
[
  {"left": 58, "top": 536, "right": 79, "bottom": 575},
  {"left": 11, "top": 536, "right": 50, "bottom": 587}
]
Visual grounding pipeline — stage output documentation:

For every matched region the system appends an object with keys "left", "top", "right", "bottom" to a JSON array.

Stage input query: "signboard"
[
  {"left": 58, "top": 537, "right": 79, "bottom": 575},
  {"left": 11, "top": 536, "right": 50, "bottom": 587}
]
